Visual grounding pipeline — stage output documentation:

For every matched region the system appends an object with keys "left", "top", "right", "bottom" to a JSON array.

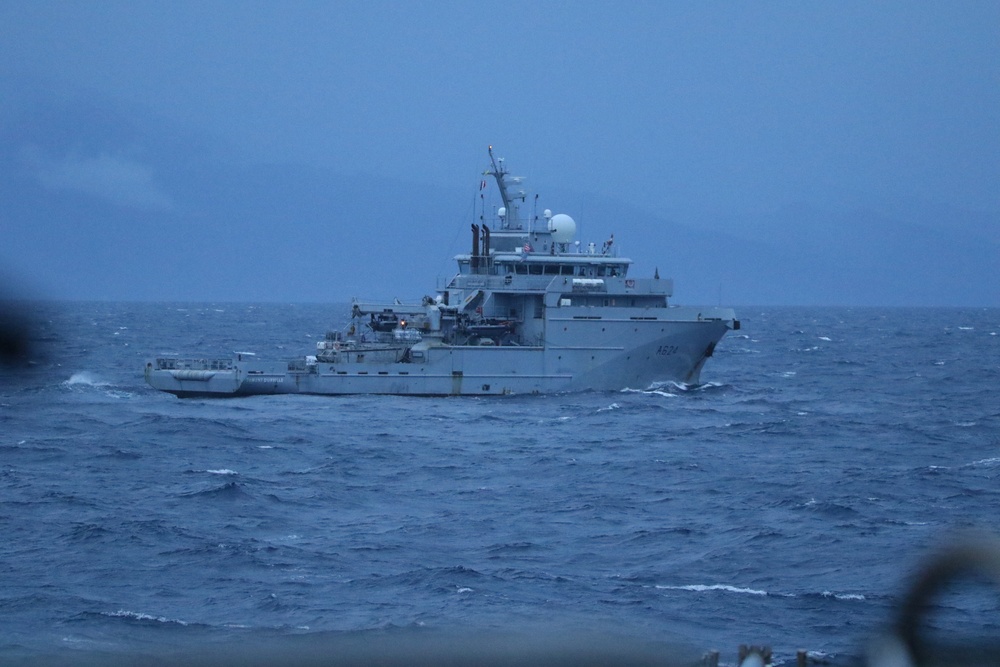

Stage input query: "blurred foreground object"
[
  {"left": 0, "top": 297, "right": 33, "bottom": 366},
  {"left": 869, "top": 534, "right": 1000, "bottom": 667}
]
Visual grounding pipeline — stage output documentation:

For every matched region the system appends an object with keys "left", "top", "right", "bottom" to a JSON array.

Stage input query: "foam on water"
[
  {"left": 656, "top": 584, "right": 769, "bottom": 597},
  {"left": 102, "top": 610, "right": 190, "bottom": 626},
  {"left": 63, "top": 371, "right": 109, "bottom": 387}
]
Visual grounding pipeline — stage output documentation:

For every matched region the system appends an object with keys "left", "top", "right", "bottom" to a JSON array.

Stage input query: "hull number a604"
[{"left": 656, "top": 345, "right": 679, "bottom": 356}]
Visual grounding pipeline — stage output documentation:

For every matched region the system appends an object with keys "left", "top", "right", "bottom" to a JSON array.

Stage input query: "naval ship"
[{"left": 145, "top": 148, "right": 739, "bottom": 397}]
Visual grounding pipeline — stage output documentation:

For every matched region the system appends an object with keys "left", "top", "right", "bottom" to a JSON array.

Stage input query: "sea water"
[{"left": 1, "top": 303, "right": 998, "bottom": 664}]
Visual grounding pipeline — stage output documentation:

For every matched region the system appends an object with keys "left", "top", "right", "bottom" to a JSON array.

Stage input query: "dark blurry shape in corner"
[
  {"left": 869, "top": 532, "right": 1000, "bottom": 667},
  {"left": 1, "top": 287, "right": 35, "bottom": 367}
]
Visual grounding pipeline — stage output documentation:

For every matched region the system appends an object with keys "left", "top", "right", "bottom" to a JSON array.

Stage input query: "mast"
[{"left": 485, "top": 145, "right": 526, "bottom": 229}]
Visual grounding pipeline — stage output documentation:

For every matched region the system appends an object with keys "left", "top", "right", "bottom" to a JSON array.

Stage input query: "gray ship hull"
[{"left": 146, "top": 307, "right": 733, "bottom": 397}]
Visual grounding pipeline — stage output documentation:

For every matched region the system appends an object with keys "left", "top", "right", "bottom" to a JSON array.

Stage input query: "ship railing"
[
  {"left": 438, "top": 275, "right": 559, "bottom": 291},
  {"left": 155, "top": 357, "right": 234, "bottom": 371}
]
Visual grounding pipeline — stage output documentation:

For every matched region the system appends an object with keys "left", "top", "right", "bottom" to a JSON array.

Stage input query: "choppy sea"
[{"left": 2, "top": 303, "right": 999, "bottom": 665}]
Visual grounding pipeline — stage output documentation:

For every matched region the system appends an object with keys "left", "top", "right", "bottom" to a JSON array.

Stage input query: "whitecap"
[
  {"left": 656, "top": 583, "right": 768, "bottom": 596},
  {"left": 644, "top": 389, "right": 678, "bottom": 398},
  {"left": 64, "top": 371, "right": 109, "bottom": 387},
  {"left": 818, "top": 336, "right": 832, "bottom": 341},
  {"left": 456, "top": 587, "right": 473, "bottom": 594},
  {"left": 105, "top": 389, "right": 136, "bottom": 400},
  {"left": 103, "top": 609, "right": 188, "bottom": 625},
  {"left": 206, "top": 469, "right": 238, "bottom": 475},
  {"left": 631, "top": 381, "right": 692, "bottom": 395},
  {"left": 598, "top": 403, "right": 621, "bottom": 412},
  {"left": 822, "top": 591, "right": 865, "bottom": 601},
  {"left": 971, "top": 457, "right": 1000, "bottom": 467}
]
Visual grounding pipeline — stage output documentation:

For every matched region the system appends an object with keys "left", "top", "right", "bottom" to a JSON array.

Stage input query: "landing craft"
[{"left": 145, "top": 148, "right": 739, "bottom": 397}]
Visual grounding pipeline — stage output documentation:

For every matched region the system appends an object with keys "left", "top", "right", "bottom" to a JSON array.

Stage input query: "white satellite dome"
[{"left": 548, "top": 213, "right": 576, "bottom": 243}]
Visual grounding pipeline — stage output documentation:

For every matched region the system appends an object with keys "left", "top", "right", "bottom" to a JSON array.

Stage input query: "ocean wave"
[
  {"left": 657, "top": 584, "right": 867, "bottom": 603},
  {"left": 820, "top": 591, "right": 866, "bottom": 601},
  {"left": 177, "top": 481, "right": 248, "bottom": 499},
  {"left": 625, "top": 381, "right": 727, "bottom": 396},
  {"left": 65, "top": 522, "right": 113, "bottom": 542},
  {"left": 100, "top": 609, "right": 190, "bottom": 626},
  {"left": 655, "top": 583, "right": 769, "bottom": 597},
  {"left": 486, "top": 541, "right": 538, "bottom": 554},
  {"left": 60, "top": 371, "right": 136, "bottom": 399},
  {"left": 63, "top": 371, "right": 110, "bottom": 387},
  {"left": 969, "top": 457, "right": 1000, "bottom": 467}
]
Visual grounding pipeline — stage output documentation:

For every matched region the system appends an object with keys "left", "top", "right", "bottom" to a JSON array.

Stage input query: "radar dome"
[{"left": 548, "top": 213, "right": 576, "bottom": 243}]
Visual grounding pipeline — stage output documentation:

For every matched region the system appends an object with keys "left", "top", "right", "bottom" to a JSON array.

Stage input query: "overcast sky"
[{"left": 2, "top": 1, "right": 998, "bottom": 304}]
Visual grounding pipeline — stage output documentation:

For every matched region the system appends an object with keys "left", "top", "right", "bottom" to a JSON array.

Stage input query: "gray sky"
[{"left": 2, "top": 1, "right": 998, "bottom": 305}]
